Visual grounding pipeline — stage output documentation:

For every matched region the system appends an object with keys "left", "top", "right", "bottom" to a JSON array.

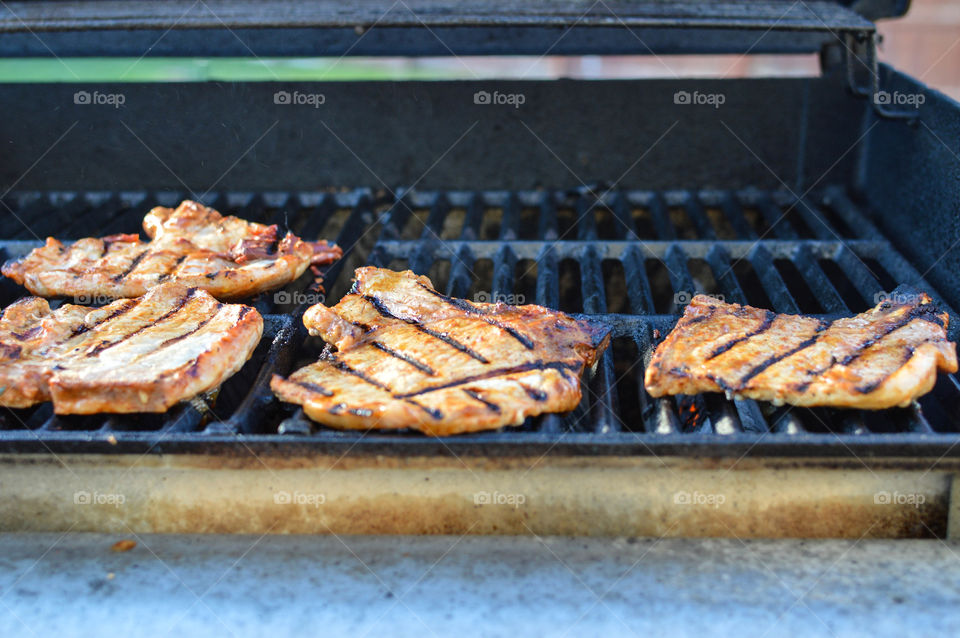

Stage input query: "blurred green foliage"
[{"left": 0, "top": 58, "right": 462, "bottom": 82}]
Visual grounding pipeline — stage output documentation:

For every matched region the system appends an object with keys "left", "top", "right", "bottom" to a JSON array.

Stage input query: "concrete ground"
[{"left": 1, "top": 533, "right": 958, "bottom": 637}]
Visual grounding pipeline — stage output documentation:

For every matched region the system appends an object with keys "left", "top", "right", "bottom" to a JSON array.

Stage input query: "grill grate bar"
[
  {"left": 421, "top": 192, "right": 449, "bottom": 241},
  {"left": 821, "top": 187, "right": 885, "bottom": 240},
  {"left": 491, "top": 244, "right": 516, "bottom": 302},
  {"left": 446, "top": 244, "right": 475, "bottom": 299},
  {"left": 577, "top": 195, "right": 598, "bottom": 241},
  {"left": 646, "top": 193, "right": 677, "bottom": 241},
  {"left": 679, "top": 191, "right": 718, "bottom": 240},
  {"left": 713, "top": 191, "right": 759, "bottom": 241},
  {"left": 791, "top": 196, "right": 837, "bottom": 241},
  {"left": 834, "top": 244, "right": 884, "bottom": 307},
  {"left": 792, "top": 244, "right": 849, "bottom": 312},
  {"left": 747, "top": 245, "right": 800, "bottom": 313},
  {"left": 705, "top": 244, "right": 747, "bottom": 304},
  {"left": 622, "top": 245, "right": 655, "bottom": 313},
  {"left": 665, "top": 244, "right": 695, "bottom": 311},
  {"left": 535, "top": 246, "right": 560, "bottom": 308},
  {"left": 613, "top": 193, "right": 639, "bottom": 242}
]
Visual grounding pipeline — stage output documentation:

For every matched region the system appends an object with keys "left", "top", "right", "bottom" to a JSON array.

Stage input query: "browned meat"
[
  {"left": 2, "top": 200, "right": 342, "bottom": 301},
  {"left": 644, "top": 290, "right": 958, "bottom": 409},
  {"left": 0, "top": 282, "right": 262, "bottom": 413},
  {"left": 271, "top": 267, "right": 610, "bottom": 435}
]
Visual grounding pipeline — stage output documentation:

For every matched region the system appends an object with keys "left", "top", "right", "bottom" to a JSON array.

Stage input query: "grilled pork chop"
[
  {"left": 0, "top": 282, "right": 262, "bottom": 413},
  {"left": 644, "top": 289, "right": 958, "bottom": 409},
  {"left": 271, "top": 267, "right": 610, "bottom": 435},
  {"left": 2, "top": 200, "right": 342, "bottom": 301}
]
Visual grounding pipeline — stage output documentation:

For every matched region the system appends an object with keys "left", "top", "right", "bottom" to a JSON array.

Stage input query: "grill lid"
[{"left": 0, "top": 0, "right": 904, "bottom": 57}]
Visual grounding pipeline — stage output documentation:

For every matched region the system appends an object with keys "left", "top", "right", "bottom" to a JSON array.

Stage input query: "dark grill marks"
[
  {"left": 490, "top": 323, "right": 535, "bottom": 350},
  {"left": 462, "top": 389, "right": 501, "bottom": 413},
  {"left": 329, "top": 403, "right": 373, "bottom": 418},
  {"left": 68, "top": 298, "right": 139, "bottom": 337},
  {"left": 300, "top": 358, "right": 579, "bottom": 419},
  {"left": 837, "top": 309, "right": 930, "bottom": 367},
  {"left": 361, "top": 294, "right": 490, "bottom": 364},
  {"left": 417, "top": 326, "right": 490, "bottom": 363},
  {"left": 370, "top": 341, "right": 435, "bottom": 375},
  {"left": 84, "top": 289, "right": 198, "bottom": 356},
  {"left": 705, "top": 310, "right": 776, "bottom": 360},
  {"left": 406, "top": 399, "right": 444, "bottom": 420},
  {"left": 327, "top": 358, "right": 445, "bottom": 419},
  {"left": 158, "top": 255, "right": 187, "bottom": 283},
  {"left": 155, "top": 304, "right": 223, "bottom": 349},
  {"left": 332, "top": 359, "right": 391, "bottom": 391},
  {"left": 294, "top": 380, "right": 334, "bottom": 397},
  {"left": 396, "top": 360, "right": 580, "bottom": 399},
  {"left": 738, "top": 319, "right": 829, "bottom": 387},
  {"left": 519, "top": 383, "right": 548, "bottom": 401},
  {"left": 417, "top": 281, "right": 535, "bottom": 349},
  {"left": 684, "top": 307, "right": 717, "bottom": 325},
  {"left": 855, "top": 347, "right": 916, "bottom": 394},
  {"left": 791, "top": 310, "right": 926, "bottom": 393},
  {"left": 111, "top": 249, "right": 148, "bottom": 282},
  {"left": 417, "top": 282, "right": 477, "bottom": 313}
]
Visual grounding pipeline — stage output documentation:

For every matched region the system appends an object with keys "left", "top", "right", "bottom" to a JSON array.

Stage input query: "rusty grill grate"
[{"left": 0, "top": 185, "right": 958, "bottom": 456}]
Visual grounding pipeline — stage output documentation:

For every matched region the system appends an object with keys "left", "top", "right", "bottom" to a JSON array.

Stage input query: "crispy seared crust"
[
  {"left": 271, "top": 267, "right": 611, "bottom": 435},
  {"left": 644, "top": 290, "right": 958, "bottom": 409},
  {"left": 1, "top": 200, "right": 342, "bottom": 301},
  {"left": 0, "top": 282, "right": 263, "bottom": 413}
]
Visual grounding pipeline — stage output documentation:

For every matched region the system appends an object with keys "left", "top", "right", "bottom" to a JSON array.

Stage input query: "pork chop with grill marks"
[
  {"left": 270, "top": 267, "right": 611, "bottom": 435},
  {"left": 644, "top": 288, "right": 958, "bottom": 409},
  {"left": 2, "top": 200, "right": 342, "bottom": 301},
  {"left": 0, "top": 281, "right": 263, "bottom": 413}
]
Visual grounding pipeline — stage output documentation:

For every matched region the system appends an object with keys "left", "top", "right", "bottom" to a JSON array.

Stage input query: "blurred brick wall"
[{"left": 878, "top": 0, "right": 960, "bottom": 101}]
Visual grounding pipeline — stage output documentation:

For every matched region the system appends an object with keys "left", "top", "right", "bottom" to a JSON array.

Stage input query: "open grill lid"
[{"left": 0, "top": 0, "right": 907, "bottom": 58}]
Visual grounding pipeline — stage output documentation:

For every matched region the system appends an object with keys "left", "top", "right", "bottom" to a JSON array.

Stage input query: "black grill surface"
[{"left": 1, "top": 185, "right": 958, "bottom": 456}]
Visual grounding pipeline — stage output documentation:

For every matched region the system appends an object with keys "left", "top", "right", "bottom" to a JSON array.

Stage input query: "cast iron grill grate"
[{"left": 0, "top": 185, "right": 957, "bottom": 456}]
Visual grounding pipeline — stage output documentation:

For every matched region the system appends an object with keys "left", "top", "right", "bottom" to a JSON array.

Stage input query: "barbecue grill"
[{"left": 1, "top": 0, "right": 959, "bottom": 539}]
